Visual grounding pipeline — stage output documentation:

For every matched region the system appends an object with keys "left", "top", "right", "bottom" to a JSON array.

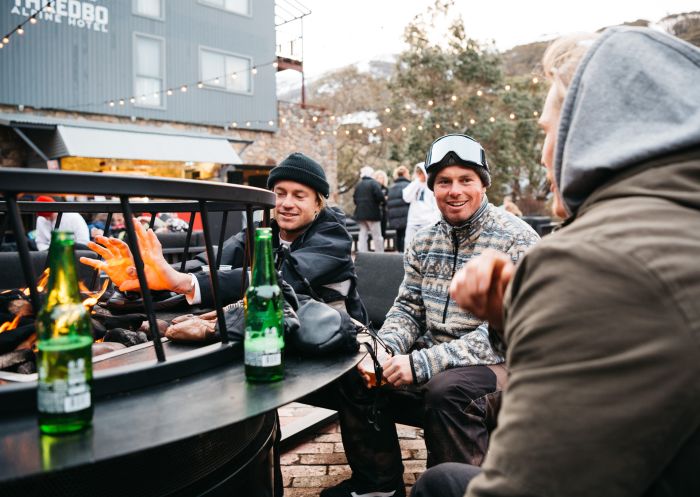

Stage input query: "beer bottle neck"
[
  {"left": 45, "top": 231, "right": 82, "bottom": 305},
  {"left": 251, "top": 234, "right": 276, "bottom": 286}
]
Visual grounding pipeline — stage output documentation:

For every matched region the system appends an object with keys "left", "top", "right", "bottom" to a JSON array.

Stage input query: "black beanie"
[
  {"left": 426, "top": 152, "right": 491, "bottom": 190},
  {"left": 267, "top": 152, "right": 330, "bottom": 198}
]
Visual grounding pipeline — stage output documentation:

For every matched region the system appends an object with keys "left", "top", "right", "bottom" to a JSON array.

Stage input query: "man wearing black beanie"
[{"left": 83, "top": 152, "right": 368, "bottom": 327}]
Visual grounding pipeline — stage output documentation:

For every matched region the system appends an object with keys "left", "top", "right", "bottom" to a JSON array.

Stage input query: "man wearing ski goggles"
[{"left": 324, "top": 133, "right": 540, "bottom": 497}]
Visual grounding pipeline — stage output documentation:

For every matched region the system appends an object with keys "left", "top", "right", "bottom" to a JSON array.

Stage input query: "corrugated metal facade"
[{"left": 0, "top": 0, "right": 277, "bottom": 131}]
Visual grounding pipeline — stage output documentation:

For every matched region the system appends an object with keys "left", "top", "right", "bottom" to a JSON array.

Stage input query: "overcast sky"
[{"left": 278, "top": 0, "right": 698, "bottom": 78}]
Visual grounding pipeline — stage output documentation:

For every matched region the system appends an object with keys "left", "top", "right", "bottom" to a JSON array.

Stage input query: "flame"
[
  {"left": 80, "top": 278, "right": 109, "bottom": 310},
  {"left": 0, "top": 314, "right": 21, "bottom": 333},
  {"left": 21, "top": 268, "right": 50, "bottom": 295}
]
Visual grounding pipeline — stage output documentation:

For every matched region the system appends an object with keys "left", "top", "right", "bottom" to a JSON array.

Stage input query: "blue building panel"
[{"left": 0, "top": 0, "right": 277, "bottom": 130}]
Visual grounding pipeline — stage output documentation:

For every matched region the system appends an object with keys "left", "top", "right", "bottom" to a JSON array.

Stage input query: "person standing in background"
[
  {"left": 34, "top": 196, "right": 90, "bottom": 250},
  {"left": 387, "top": 165, "right": 411, "bottom": 253},
  {"left": 353, "top": 166, "right": 385, "bottom": 253},
  {"left": 403, "top": 162, "right": 440, "bottom": 247},
  {"left": 373, "top": 170, "right": 390, "bottom": 240}
]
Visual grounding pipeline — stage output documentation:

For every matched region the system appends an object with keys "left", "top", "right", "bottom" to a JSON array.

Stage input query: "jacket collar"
[{"left": 438, "top": 195, "right": 490, "bottom": 242}]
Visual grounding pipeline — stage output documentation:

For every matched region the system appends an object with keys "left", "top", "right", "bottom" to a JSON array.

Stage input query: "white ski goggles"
[{"left": 425, "top": 134, "right": 489, "bottom": 172}]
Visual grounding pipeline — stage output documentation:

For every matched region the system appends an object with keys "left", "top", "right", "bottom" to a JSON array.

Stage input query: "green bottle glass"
[
  {"left": 36, "top": 231, "right": 93, "bottom": 434},
  {"left": 244, "top": 227, "right": 284, "bottom": 382}
]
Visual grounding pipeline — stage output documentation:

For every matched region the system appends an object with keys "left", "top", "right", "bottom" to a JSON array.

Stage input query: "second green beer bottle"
[
  {"left": 36, "top": 231, "right": 94, "bottom": 434},
  {"left": 244, "top": 227, "right": 285, "bottom": 382}
]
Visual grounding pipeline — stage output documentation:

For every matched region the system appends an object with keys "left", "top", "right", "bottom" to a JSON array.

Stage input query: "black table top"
[{"left": 0, "top": 346, "right": 363, "bottom": 483}]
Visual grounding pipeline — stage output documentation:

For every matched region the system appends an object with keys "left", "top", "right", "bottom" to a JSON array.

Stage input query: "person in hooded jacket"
[
  {"left": 353, "top": 166, "right": 386, "bottom": 253},
  {"left": 386, "top": 165, "right": 411, "bottom": 253},
  {"left": 411, "top": 26, "right": 700, "bottom": 497},
  {"left": 82, "top": 152, "right": 368, "bottom": 325}
]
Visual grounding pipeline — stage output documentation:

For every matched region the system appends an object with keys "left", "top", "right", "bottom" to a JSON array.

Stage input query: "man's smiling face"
[{"left": 433, "top": 165, "right": 486, "bottom": 225}]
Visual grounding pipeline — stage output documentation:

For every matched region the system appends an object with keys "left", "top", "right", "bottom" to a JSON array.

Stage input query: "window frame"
[
  {"left": 198, "top": 45, "right": 254, "bottom": 96},
  {"left": 133, "top": 32, "right": 167, "bottom": 110},
  {"left": 132, "top": 0, "right": 165, "bottom": 21},
  {"left": 197, "top": 0, "right": 252, "bottom": 18}
]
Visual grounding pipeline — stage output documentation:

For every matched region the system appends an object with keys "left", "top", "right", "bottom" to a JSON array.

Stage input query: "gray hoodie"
[{"left": 555, "top": 26, "right": 700, "bottom": 216}]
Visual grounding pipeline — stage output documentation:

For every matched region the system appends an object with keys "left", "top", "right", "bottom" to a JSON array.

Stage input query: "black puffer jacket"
[
  {"left": 192, "top": 208, "right": 369, "bottom": 324},
  {"left": 386, "top": 177, "right": 410, "bottom": 230},
  {"left": 353, "top": 177, "right": 385, "bottom": 221}
]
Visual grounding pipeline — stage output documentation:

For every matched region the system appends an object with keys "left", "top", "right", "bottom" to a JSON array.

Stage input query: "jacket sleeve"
[
  {"left": 377, "top": 241, "right": 426, "bottom": 354},
  {"left": 402, "top": 180, "right": 421, "bottom": 203},
  {"left": 409, "top": 322, "right": 502, "bottom": 384},
  {"left": 193, "top": 230, "right": 248, "bottom": 306}
]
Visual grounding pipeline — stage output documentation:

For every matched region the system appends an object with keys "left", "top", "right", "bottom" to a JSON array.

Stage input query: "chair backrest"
[
  {"left": 354, "top": 251, "right": 405, "bottom": 329},
  {"left": 0, "top": 250, "right": 98, "bottom": 291}
]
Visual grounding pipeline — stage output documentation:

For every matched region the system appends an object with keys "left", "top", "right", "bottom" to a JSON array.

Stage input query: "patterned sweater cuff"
[{"left": 410, "top": 349, "right": 432, "bottom": 384}]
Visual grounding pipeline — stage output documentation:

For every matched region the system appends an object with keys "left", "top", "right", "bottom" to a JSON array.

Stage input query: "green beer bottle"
[
  {"left": 36, "top": 231, "right": 93, "bottom": 434},
  {"left": 244, "top": 227, "right": 284, "bottom": 382}
]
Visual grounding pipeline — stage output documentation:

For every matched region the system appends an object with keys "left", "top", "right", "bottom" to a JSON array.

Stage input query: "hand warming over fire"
[{"left": 80, "top": 219, "right": 192, "bottom": 295}]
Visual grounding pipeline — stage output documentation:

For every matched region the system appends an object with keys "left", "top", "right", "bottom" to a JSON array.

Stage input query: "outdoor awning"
[
  {"left": 55, "top": 125, "right": 241, "bottom": 164},
  {"left": 0, "top": 112, "right": 243, "bottom": 164}
]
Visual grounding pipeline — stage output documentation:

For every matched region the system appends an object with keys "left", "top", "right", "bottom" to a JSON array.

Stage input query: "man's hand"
[
  {"left": 357, "top": 347, "right": 390, "bottom": 388},
  {"left": 382, "top": 354, "right": 413, "bottom": 387},
  {"left": 449, "top": 248, "right": 514, "bottom": 331},
  {"left": 80, "top": 218, "right": 191, "bottom": 294}
]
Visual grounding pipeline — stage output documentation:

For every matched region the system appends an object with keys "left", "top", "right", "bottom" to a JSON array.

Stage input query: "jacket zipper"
[{"left": 442, "top": 229, "right": 460, "bottom": 323}]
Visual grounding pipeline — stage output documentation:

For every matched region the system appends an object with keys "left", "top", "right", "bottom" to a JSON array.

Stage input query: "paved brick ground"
[{"left": 279, "top": 403, "right": 426, "bottom": 497}]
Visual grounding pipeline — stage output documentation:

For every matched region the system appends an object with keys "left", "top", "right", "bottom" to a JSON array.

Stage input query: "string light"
[
  {"left": 108, "top": 101, "right": 115, "bottom": 107},
  {"left": 384, "top": 107, "right": 391, "bottom": 114},
  {"left": 312, "top": 116, "right": 318, "bottom": 122},
  {"left": 197, "top": 82, "right": 204, "bottom": 89},
  {"left": 251, "top": 67, "right": 258, "bottom": 75},
  {"left": 118, "top": 99, "right": 125, "bottom": 106},
  {"left": 533, "top": 111, "right": 539, "bottom": 117},
  {"left": 357, "top": 129, "right": 363, "bottom": 134},
  {"left": 509, "top": 113, "right": 516, "bottom": 119},
  {"left": 451, "top": 95, "right": 457, "bottom": 101},
  {"left": 180, "top": 85, "right": 188, "bottom": 92},
  {"left": 435, "top": 124, "right": 440, "bottom": 129},
  {"left": 268, "top": 120, "right": 274, "bottom": 126},
  {"left": 427, "top": 100, "right": 434, "bottom": 106},
  {"left": 532, "top": 77, "right": 539, "bottom": 84},
  {"left": 129, "top": 97, "right": 136, "bottom": 103},
  {"left": 166, "top": 89, "right": 173, "bottom": 96},
  {"left": 476, "top": 90, "right": 483, "bottom": 97},
  {"left": 504, "top": 85, "right": 511, "bottom": 91},
  {"left": 489, "top": 116, "right": 496, "bottom": 122},
  {"left": 1, "top": 1, "right": 53, "bottom": 51},
  {"left": 272, "top": 62, "right": 278, "bottom": 68},
  {"left": 469, "top": 118, "right": 476, "bottom": 125}
]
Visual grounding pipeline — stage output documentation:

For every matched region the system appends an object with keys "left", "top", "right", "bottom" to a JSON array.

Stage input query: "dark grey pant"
[
  {"left": 410, "top": 462, "right": 481, "bottom": 497},
  {"left": 305, "top": 365, "right": 499, "bottom": 489}
]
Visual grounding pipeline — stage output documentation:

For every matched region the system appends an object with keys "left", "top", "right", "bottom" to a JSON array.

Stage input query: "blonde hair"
[
  {"left": 373, "top": 170, "right": 388, "bottom": 187},
  {"left": 393, "top": 165, "right": 409, "bottom": 180},
  {"left": 542, "top": 33, "right": 598, "bottom": 108},
  {"left": 316, "top": 192, "right": 327, "bottom": 210}
]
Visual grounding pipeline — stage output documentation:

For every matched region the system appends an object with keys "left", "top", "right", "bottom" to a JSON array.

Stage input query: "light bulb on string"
[
  {"left": 489, "top": 116, "right": 495, "bottom": 122},
  {"left": 345, "top": 130, "right": 350, "bottom": 135},
  {"left": 312, "top": 116, "right": 318, "bottom": 122},
  {"left": 214, "top": 77, "right": 220, "bottom": 84},
  {"left": 509, "top": 113, "right": 515, "bottom": 120},
  {"left": 504, "top": 85, "right": 511, "bottom": 91},
  {"left": 532, "top": 77, "right": 539, "bottom": 84},
  {"left": 357, "top": 129, "right": 363, "bottom": 134},
  {"left": 332, "top": 130, "right": 337, "bottom": 136},
  {"left": 435, "top": 123, "right": 440, "bottom": 129},
  {"left": 268, "top": 120, "right": 274, "bottom": 126},
  {"left": 372, "top": 129, "right": 377, "bottom": 134},
  {"left": 166, "top": 89, "right": 173, "bottom": 96},
  {"left": 418, "top": 125, "right": 423, "bottom": 130},
  {"left": 401, "top": 126, "right": 407, "bottom": 132},
  {"left": 427, "top": 100, "right": 433, "bottom": 106},
  {"left": 0, "top": 43, "right": 4, "bottom": 49},
  {"left": 386, "top": 128, "right": 391, "bottom": 133},
  {"left": 109, "top": 101, "right": 115, "bottom": 107},
  {"left": 299, "top": 118, "right": 304, "bottom": 124},
  {"left": 180, "top": 85, "right": 187, "bottom": 92},
  {"left": 476, "top": 90, "right": 483, "bottom": 97},
  {"left": 404, "top": 104, "right": 411, "bottom": 110},
  {"left": 385, "top": 107, "right": 391, "bottom": 114},
  {"left": 197, "top": 82, "right": 203, "bottom": 88},
  {"left": 320, "top": 130, "right": 325, "bottom": 135},
  {"left": 119, "top": 99, "right": 125, "bottom": 106},
  {"left": 230, "top": 73, "right": 237, "bottom": 79},
  {"left": 45, "top": 3, "right": 53, "bottom": 13},
  {"left": 453, "top": 122, "right": 459, "bottom": 127},
  {"left": 129, "top": 97, "right": 135, "bottom": 103},
  {"left": 451, "top": 95, "right": 457, "bottom": 102},
  {"left": 2, "top": 37, "right": 9, "bottom": 44},
  {"left": 533, "top": 111, "right": 539, "bottom": 117},
  {"left": 17, "top": 27, "right": 24, "bottom": 35},
  {"left": 469, "top": 119, "right": 476, "bottom": 125},
  {"left": 251, "top": 67, "right": 258, "bottom": 75},
  {"left": 281, "top": 117, "right": 286, "bottom": 123},
  {"left": 140, "top": 95, "right": 147, "bottom": 101},
  {"left": 246, "top": 121, "right": 251, "bottom": 127},
  {"left": 272, "top": 62, "right": 278, "bottom": 68},
  {"left": 30, "top": 17, "right": 38, "bottom": 25}
]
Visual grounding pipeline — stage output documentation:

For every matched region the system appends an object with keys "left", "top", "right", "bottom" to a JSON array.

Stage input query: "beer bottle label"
[
  {"left": 244, "top": 326, "right": 282, "bottom": 367},
  {"left": 38, "top": 358, "right": 91, "bottom": 414}
]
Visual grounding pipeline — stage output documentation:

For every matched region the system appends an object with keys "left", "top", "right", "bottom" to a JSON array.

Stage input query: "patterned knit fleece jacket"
[{"left": 379, "top": 198, "right": 540, "bottom": 384}]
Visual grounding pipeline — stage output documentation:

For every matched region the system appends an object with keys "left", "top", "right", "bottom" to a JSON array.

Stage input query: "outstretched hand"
[
  {"left": 449, "top": 248, "right": 515, "bottom": 331},
  {"left": 80, "top": 219, "right": 191, "bottom": 294}
]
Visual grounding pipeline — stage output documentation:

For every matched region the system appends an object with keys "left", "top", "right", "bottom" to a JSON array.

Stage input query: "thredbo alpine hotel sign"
[{"left": 11, "top": 0, "right": 109, "bottom": 33}]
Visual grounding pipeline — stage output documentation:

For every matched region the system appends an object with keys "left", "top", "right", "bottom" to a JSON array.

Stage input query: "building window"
[
  {"left": 133, "top": 0, "right": 164, "bottom": 20},
  {"left": 200, "top": 48, "right": 252, "bottom": 94},
  {"left": 199, "top": 0, "right": 250, "bottom": 17},
  {"left": 134, "top": 34, "right": 165, "bottom": 108}
]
